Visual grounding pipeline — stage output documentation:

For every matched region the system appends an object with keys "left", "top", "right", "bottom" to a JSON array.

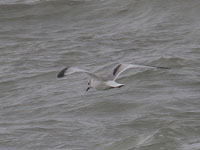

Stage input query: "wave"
[
  {"left": 0, "top": 0, "right": 87, "bottom": 6},
  {"left": 0, "top": 0, "right": 87, "bottom": 18}
]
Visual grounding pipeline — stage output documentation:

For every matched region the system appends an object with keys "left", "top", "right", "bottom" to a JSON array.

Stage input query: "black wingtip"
[
  {"left": 113, "top": 64, "right": 122, "bottom": 76},
  {"left": 57, "top": 67, "right": 69, "bottom": 78},
  {"left": 155, "top": 66, "right": 170, "bottom": 70}
]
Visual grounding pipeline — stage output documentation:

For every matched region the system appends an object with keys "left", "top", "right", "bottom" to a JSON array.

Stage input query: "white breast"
[{"left": 91, "top": 79, "right": 111, "bottom": 90}]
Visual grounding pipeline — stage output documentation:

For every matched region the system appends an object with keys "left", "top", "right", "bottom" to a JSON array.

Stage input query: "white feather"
[
  {"left": 113, "top": 63, "right": 167, "bottom": 81},
  {"left": 57, "top": 63, "right": 169, "bottom": 91}
]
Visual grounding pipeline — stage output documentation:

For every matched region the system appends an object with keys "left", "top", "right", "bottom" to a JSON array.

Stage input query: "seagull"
[{"left": 57, "top": 63, "right": 169, "bottom": 91}]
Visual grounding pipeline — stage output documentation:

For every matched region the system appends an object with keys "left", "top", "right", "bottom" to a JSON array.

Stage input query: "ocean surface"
[{"left": 0, "top": 0, "right": 200, "bottom": 149}]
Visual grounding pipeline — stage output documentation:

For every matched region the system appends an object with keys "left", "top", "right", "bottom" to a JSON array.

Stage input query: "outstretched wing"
[
  {"left": 57, "top": 67, "right": 102, "bottom": 80},
  {"left": 113, "top": 63, "right": 169, "bottom": 81}
]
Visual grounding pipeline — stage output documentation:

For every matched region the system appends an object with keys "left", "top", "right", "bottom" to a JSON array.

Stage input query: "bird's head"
[{"left": 86, "top": 79, "right": 92, "bottom": 92}]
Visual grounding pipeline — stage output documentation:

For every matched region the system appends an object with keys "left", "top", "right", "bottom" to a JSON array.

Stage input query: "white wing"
[
  {"left": 113, "top": 63, "right": 169, "bottom": 81},
  {"left": 57, "top": 67, "right": 102, "bottom": 80}
]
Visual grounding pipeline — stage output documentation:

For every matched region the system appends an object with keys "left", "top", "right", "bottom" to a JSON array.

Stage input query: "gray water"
[{"left": 0, "top": 0, "right": 200, "bottom": 149}]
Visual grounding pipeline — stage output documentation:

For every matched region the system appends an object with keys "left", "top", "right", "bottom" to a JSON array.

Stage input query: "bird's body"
[
  {"left": 57, "top": 63, "right": 169, "bottom": 91},
  {"left": 90, "top": 79, "right": 109, "bottom": 90},
  {"left": 89, "top": 79, "right": 124, "bottom": 90}
]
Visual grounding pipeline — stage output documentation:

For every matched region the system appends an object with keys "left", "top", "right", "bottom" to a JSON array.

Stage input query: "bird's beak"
[{"left": 86, "top": 87, "right": 90, "bottom": 92}]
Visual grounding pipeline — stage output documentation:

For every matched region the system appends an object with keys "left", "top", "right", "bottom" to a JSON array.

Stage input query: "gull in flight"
[{"left": 57, "top": 63, "right": 169, "bottom": 91}]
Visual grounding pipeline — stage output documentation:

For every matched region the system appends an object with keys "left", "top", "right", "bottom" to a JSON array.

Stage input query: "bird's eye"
[{"left": 88, "top": 82, "right": 90, "bottom": 85}]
